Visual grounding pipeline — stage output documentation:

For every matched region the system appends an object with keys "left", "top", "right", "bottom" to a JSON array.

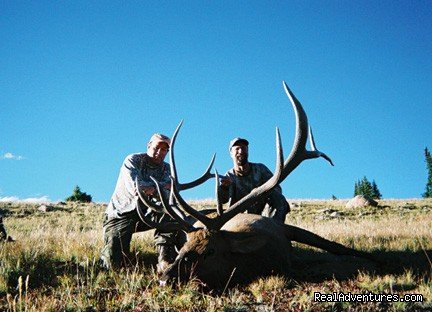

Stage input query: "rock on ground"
[{"left": 346, "top": 195, "right": 378, "bottom": 208}]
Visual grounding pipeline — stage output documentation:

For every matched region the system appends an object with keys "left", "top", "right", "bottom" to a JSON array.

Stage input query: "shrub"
[{"left": 65, "top": 186, "right": 92, "bottom": 203}]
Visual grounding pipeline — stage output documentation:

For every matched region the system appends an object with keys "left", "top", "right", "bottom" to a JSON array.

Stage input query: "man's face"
[
  {"left": 147, "top": 141, "right": 169, "bottom": 165},
  {"left": 230, "top": 143, "right": 249, "bottom": 166}
]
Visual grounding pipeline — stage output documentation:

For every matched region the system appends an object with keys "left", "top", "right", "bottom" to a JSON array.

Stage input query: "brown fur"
[{"left": 160, "top": 213, "right": 371, "bottom": 290}]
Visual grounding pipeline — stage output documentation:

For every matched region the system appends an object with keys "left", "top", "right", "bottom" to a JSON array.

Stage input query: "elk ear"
[{"left": 224, "top": 232, "right": 268, "bottom": 254}]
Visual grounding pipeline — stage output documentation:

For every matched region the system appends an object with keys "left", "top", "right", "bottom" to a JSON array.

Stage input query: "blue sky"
[{"left": 1, "top": 1, "right": 431, "bottom": 203}]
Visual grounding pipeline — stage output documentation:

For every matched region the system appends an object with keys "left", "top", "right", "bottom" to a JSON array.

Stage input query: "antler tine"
[
  {"left": 135, "top": 177, "right": 187, "bottom": 232},
  {"left": 171, "top": 177, "right": 217, "bottom": 229},
  {"left": 168, "top": 119, "right": 218, "bottom": 229},
  {"left": 214, "top": 170, "right": 224, "bottom": 216},
  {"left": 280, "top": 81, "right": 333, "bottom": 181},
  {"left": 170, "top": 120, "right": 215, "bottom": 191},
  {"left": 169, "top": 120, "right": 183, "bottom": 184},
  {"left": 308, "top": 126, "right": 334, "bottom": 166},
  {"left": 177, "top": 154, "right": 216, "bottom": 191},
  {"left": 150, "top": 176, "right": 195, "bottom": 232},
  {"left": 136, "top": 199, "right": 186, "bottom": 232},
  {"left": 278, "top": 81, "right": 310, "bottom": 181},
  {"left": 309, "top": 126, "right": 317, "bottom": 151},
  {"left": 213, "top": 127, "right": 284, "bottom": 229},
  {"left": 135, "top": 177, "right": 165, "bottom": 212}
]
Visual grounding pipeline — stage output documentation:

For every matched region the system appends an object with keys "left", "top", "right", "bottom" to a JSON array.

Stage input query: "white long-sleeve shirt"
[{"left": 105, "top": 153, "right": 171, "bottom": 218}]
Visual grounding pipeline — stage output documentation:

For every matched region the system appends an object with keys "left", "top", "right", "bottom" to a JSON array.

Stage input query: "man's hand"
[
  {"left": 136, "top": 183, "right": 170, "bottom": 197},
  {"left": 141, "top": 186, "right": 156, "bottom": 196},
  {"left": 219, "top": 177, "right": 232, "bottom": 188}
]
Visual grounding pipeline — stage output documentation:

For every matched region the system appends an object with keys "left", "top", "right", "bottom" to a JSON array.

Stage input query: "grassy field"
[{"left": 0, "top": 198, "right": 431, "bottom": 311}]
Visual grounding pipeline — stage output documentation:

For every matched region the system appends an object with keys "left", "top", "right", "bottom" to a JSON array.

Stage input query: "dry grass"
[{"left": 0, "top": 198, "right": 431, "bottom": 311}]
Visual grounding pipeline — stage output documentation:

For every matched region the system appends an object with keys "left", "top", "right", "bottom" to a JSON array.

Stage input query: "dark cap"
[{"left": 229, "top": 137, "right": 249, "bottom": 150}]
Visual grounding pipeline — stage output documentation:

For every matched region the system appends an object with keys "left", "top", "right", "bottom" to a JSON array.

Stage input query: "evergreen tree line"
[
  {"left": 353, "top": 147, "right": 432, "bottom": 199},
  {"left": 354, "top": 177, "right": 382, "bottom": 199}
]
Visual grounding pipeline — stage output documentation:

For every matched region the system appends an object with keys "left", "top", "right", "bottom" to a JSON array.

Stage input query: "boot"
[{"left": 156, "top": 244, "right": 177, "bottom": 274}]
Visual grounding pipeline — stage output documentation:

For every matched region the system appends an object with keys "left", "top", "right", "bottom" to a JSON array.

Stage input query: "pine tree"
[
  {"left": 371, "top": 180, "right": 382, "bottom": 199},
  {"left": 423, "top": 147, "right": 432, "bottom": 198},
  {"left": 65, "top": 185, "right": 92, "bottom": 203},
  {"left": 361, "top": 176, "right": 373, "bottom": 197},
  {"left": 354, "top": 176, "right": 382, "bottom": 199},
  {"left": 354, "top": 181, "right": 359, "bottom": 197}
]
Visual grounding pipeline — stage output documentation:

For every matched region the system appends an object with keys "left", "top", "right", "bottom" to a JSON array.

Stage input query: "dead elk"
[{"left": 138, "top": 82, "right": 372, "bottom": 290}]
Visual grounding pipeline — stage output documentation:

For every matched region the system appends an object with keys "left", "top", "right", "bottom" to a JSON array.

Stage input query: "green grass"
[{"left": 0, "top": 199, "right": 431, "bottom": 311}]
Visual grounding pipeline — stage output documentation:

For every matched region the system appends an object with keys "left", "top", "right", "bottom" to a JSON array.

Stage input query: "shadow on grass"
[
  {"left": 3, "top": 252, "right": 159, "bottom": 296},
  {"left": 3, "top": 247, "right": 429, "bottom": 297},
  {"left": 290, "top": 247, "right": 432, "bottom": 283},
  {"left": 4, "top": 257, "right": 70, "bottom": 293},
  {"left": 124, "top": 250, "right": 158, "bottom": 271}
]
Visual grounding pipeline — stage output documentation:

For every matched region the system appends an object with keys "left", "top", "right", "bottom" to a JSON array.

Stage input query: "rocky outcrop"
[{"left": 346, "top": 195, "right": 378, "bottom": 208}]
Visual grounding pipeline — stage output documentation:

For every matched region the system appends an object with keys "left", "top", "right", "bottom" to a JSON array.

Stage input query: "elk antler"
[
  {"left": 135, "top": 120, "right": 217, "bottom": 231},
  {"left": 136, "top": 184, "right": 189, "bottom": 232},
  {"left": 279, "top": 82, "right": 334, "bottom": 182},
  {"left": 168, "top": 81, "right": 334, "bottom": 231},
  {"left": 170, "top": 121, "right": 216, "bottom": 191},
  {"left": 170, "top": 128, "right": 283, "bottom": 230},
  {"left": 150, "top": 176, "right": 196, "bottom": 232}
]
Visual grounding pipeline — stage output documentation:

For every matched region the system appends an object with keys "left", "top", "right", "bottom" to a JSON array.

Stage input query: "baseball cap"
[
  {"left": 229, "top": 137, "right": 249, "bottom": 150},
  {"left": 149, "top": 133, "right": 171, "bottom": 147}
]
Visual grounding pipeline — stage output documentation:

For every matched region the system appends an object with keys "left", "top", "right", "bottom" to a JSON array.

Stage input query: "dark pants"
[{"left": 100, "top": 209, "right": 184, "bottom": 269}]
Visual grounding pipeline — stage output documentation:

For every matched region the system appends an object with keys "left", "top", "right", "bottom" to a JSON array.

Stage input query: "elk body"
[
  {"left": 160, "top": 212, "right": 371, "bottom": 289},
  {"left": 137, "top": 82, "right": 372, "bottom": 290}
]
